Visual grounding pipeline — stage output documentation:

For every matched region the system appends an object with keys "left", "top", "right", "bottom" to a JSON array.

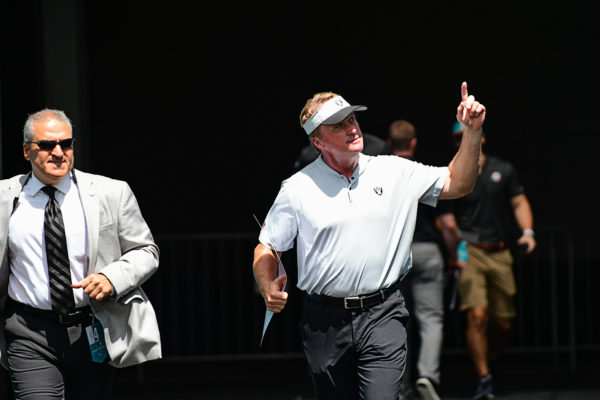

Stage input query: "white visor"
[{"left": 302, "top": 96, "right": 367, "bottom": 135}]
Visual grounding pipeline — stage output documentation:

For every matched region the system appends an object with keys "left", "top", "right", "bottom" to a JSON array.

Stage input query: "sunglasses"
[{"left": 28, "top": 138, "right": 75, "bottom": 151}]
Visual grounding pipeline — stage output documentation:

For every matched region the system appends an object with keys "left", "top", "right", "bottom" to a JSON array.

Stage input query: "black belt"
[
  {"left": 469, "top": 241, "right": 508, "bottom": 252},
  {"left": 308, "top": 282, "right": 399, "bottom": 310},
  {"left": 8, "top": 298, "right": 94, "bottom": 326}
]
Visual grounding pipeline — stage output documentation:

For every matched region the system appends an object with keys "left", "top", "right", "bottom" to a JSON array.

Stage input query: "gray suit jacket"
[{"left": 0, "top": 169, "right": 162, "bottom": 368}]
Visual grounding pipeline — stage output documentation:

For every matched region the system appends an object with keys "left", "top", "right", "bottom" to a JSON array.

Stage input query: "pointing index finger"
[
  {"left": 461, "top": 81, "right": 468, "bottom": 102},
  {"left": 71, "top": 277, "right": 87, "bottom": 288}
]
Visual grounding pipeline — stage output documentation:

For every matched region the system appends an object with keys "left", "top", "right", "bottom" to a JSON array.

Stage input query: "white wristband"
[{"left": 523, "top": 229, "right": 534, "bottom": 237}]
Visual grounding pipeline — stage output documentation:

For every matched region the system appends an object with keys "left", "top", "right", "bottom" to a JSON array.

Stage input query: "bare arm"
[
  {"left": 440, "top": 82, "right": 486, "bottom": 200},
  {"left": 253, "top": 243, "right": 288, "bottom": 313},
  {"left": 511, "top": 193, "right": 536, "bottom": 254},
  {"left": 438, "top": 213, "right": 461, "bottom": 259}
]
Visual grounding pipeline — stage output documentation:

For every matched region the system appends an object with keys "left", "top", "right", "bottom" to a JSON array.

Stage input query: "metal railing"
[
  {"left": 442, "top": 227, "right": 600, "bottom": 373},
  {"left": 143, "top": 227, "right": 599, "bottom": 372}
]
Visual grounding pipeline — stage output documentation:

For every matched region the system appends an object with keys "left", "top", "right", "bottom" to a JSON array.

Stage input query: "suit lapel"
[
  {"left": 0, "top": 175, "right": 30, "bottom": 297},
  {"left": 73, "top": 170, "right": 99, "bottom": 273},
  {"left": 0, "top": 191, "right": 15, "bottom": 247},
  {"left": 0, "top": 174, "right": 30, "bottom": 246}
]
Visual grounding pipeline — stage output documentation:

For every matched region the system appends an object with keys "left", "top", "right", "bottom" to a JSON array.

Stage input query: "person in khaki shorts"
[
  {"left": 450, "top": 121, "right": 536, "bottom": 400},
  {"left": 459, "top": 245, "right": 516, "bottom": 318}
]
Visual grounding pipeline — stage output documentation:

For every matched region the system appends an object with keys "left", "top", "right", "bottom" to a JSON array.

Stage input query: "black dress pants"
[{"left": 300, "top": 289, "right": 409, "bottom": 400}]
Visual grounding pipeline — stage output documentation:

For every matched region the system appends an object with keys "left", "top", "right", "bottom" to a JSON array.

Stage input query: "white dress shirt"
[{"left": 8, "top": 172, "right": 89, "bottom": 309}]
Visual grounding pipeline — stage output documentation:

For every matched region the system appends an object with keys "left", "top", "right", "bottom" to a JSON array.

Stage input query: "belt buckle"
[
  {"left": 343, "top": 296, "right": 364, "bottom": 309},
  {"left": 58, "top": 311, "right": 80, "bottom": 325}
]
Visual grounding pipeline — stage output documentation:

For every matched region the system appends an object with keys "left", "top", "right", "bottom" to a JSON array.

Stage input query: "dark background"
[
  {"left": 2, "top": 3, "right": 600, "bottom": 398},
  {"left": 1, "top": 2, "right": 598, "bottom": 236}
]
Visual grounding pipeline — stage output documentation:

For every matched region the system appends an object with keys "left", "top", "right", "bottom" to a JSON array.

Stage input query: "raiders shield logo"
[{"left": 374, "top": 187, "right": 383, "bottom": 196}]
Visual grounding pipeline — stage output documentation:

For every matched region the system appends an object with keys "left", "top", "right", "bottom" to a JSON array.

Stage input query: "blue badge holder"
[{"left": 85, "top": 320, "right": 108, "bottom": 363}]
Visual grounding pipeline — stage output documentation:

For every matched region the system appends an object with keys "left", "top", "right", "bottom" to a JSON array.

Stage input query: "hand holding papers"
[{"left": 253, "top": 214, "right": 288, "bottom": 347}]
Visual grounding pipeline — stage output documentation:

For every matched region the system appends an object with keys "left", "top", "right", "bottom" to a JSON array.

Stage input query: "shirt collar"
[
  {"left": 356, "top": 153, "right": 371, "bottom": 178},
  {"left": 315, "top": 153, "right": 372, "bottom": 179},
  {"left": 26, "top": 172, "right": 73, "bottom": 196}
]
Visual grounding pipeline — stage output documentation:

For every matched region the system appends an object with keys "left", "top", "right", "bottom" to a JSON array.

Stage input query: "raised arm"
[{"left": 440, "top": 82, "right": 486, "bottom": 200}]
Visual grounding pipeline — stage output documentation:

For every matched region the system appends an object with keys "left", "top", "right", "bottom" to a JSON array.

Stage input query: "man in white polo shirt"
[{"left": 253, "top": 82, "right": 486, "bottom": 400}]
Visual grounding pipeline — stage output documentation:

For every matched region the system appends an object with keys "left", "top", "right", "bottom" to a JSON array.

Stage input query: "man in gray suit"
[{"left": 0, "top": 109, "right": 161, "bottom": 399}]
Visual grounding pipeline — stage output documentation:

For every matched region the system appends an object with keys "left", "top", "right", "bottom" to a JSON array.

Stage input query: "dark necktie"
[{"left": 42, "top": 185, "right": 75, "bottom": 314}]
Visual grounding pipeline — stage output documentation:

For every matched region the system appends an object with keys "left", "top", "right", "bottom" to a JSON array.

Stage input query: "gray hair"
[{"left": 23, "top": 109, "right": 72, "bottom": 143}]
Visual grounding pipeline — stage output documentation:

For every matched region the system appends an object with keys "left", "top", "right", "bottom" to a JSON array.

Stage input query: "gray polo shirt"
[{"left": 259, "top": 154, "right": 448, "bottom": 297}]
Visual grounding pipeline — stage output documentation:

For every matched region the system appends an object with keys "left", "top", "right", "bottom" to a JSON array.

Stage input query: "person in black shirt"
[
  {"left": 388, "top": 119, "right": 462, "bottom": 400},
  {"left": 450, "top": 121, "right": 536, "bottom": 400}
]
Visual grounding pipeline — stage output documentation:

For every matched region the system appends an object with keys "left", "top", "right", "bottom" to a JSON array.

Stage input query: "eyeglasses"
[{"left": 27, "top": 138, "right": 75, "bottom": 151}]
